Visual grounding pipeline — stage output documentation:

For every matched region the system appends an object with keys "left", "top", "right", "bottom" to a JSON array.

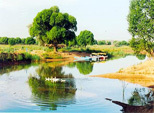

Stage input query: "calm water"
[{"left": 0, "top": 55, "right": 153, "bottom": 112}]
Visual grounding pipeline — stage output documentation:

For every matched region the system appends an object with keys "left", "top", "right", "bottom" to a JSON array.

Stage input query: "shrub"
[
  {"left": 24, "top": 52, "right": 32, "bottom": 60},
  {"left": 17, "top": 54, "right": 23, "bottom": 61},
  {"left": 31, "top": 55, "right": 40, "bottom": 61}
]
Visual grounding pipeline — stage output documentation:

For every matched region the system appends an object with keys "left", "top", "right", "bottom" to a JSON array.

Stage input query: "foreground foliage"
[{"left": 128, "top": 0, "right": 154, "bottom": 55}]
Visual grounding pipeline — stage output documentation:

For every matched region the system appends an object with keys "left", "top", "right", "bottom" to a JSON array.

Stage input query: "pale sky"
[{"left": 0, "top": 0, "right": 131, "bottom": 41}]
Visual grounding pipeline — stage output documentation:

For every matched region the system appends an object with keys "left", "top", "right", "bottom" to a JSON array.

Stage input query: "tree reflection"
[
  {"left": 128, "top": 88, "right": 154, "bottom": 106},
  {"left": 106, "top": 88, "right": 154, "bottom": 113},
  {"left": 28, "top": 64, "right": 76, "bottom": 111},
  {"left": 66, "top": 61, "right": 94, "bottom": 75},
  {"left": 76, "top": 62, "right": 93, "bottom": 75},
  {"left": 136, "top": 54, "right": 146, "bottom": 60}
]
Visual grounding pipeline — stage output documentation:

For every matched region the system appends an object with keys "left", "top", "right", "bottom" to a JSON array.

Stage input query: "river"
[{"left": 0, "top": 55, "right": 153, "bottom": 113}]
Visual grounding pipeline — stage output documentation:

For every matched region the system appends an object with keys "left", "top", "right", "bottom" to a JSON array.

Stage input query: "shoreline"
[
  {"left": 91, "top": 59, "right": 154, "bottom": 88},
  {"left": 0, "top": 51, "right": 90, "bottom": 67}
]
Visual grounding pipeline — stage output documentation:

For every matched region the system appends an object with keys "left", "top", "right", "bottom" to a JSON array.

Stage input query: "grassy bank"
[
  {"left": 87, "top": 45, "right": 134, "bottom": 58},
  {"left": 0, "top": 45, "right": 134, "bottom": 63}
]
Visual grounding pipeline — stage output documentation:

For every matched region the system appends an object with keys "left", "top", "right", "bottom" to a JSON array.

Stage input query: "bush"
[
  {"left": 24, "top": 52, "right": 32, "bottom": 60},
  {"left": 31, "top": 55, "right": 40, "bottom": 61},
  {"left": 17, "top": 54, "right": 23, "bottom": 61}
]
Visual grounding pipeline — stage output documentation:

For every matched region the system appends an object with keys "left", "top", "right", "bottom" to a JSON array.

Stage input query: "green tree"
[
  {"left": 128, "top": 0, "right": 154, "bottom": 55},
  {"left": 30, "top": 6, "right": 77, "bottom": 52},
  {"left": 15, "top": 37, "right": 21, "bottom": 44},
  {"left": 120, "top": 41, "right": 129, "bottom": 46},
  {"left": 76, "top": 30, "right": 94, "bottom": 47},
  {"left": 94, "top": 40, "right": 98, "bottom": 45},
  {"left": 8, "top": 38, "right": 15, "bottom": 45},
  {"left": 21, "top": 38, "right": 26, "bottom": 44},
  {"left": 25, "top": 37, "right": 35, "bottom": 45},
  {"left": 106, "top": 41, "right": 111, "bottom": 45},
  {"left": 0, "top": 37, "right": 8, "bottom": 44},
  {"left": 98, "top": 40, "right": 106, "bottom": 45}
]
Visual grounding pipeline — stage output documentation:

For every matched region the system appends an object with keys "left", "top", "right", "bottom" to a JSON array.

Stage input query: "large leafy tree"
[
  {"left": 128, "top": 0, "right": 154, "bottom": 55},
  {"left": 30, "top": 6, "right": 77, "bottom": 52},
  {"left": 76, "top": 30, "right": 94, "bottom": 46}
]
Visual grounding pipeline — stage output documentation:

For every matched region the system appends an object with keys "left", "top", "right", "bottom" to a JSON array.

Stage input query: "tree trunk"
[{"left": 53, "top": 45, "right": 57, "bottom": 53}]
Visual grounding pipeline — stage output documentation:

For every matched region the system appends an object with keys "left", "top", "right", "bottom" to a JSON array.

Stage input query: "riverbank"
[
  {"left": 0, "top": 44, "right": 134, "bottom": 67},
  {"left": 0, "top": 51, "right": 90, "bottom": 67},
  {"left": 91, "top": 59, "right": 154, "bottom": 88}
]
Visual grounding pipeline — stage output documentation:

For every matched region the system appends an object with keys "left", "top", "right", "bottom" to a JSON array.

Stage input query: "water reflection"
[
  {"left": 28, "top": 64, "right": 76, "bottom": 111},
  {"left": 128, "top": 88, "right": 154, "bottom": 106},
  {"left": 136, "top": 54, "right": 146, "bottom": 60},
  {"left": 107, "top": 88, "right": 154, "bottom": 113},
  {"left": 67, "top": 62, "right": 93, "bottom": 75},
  {"left": 0, "top": 63, "right": 34, "bottom": 75}
]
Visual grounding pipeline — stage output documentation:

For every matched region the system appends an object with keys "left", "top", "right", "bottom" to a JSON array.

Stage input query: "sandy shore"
[{"left": 91, "top": 59, "right": 154, "bottom": 88}]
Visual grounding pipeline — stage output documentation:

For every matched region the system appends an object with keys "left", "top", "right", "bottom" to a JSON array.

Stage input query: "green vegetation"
[
  {"left": 0, "top": 37, "right": 8, "bottom": 44},
  {"left": 0, "top": 63, "right": 38, "bottom": 75},
  {"left": 30, "top": 6, "right": 77, "bottom": 52},
  {"left": 128, "top": 0, "right": 154, "bottom": 55},
  {"left": 128, "top": 88, "right": 154, "bottom": 106},
  {"left": 76, "top": 30, "right": 94, "bottom": 47},
  {"left": 25, "top": 37, "right": 36, "bottom": 45},
  {"left": 0, "top": 36, "right": 36, "bottom": 45},
  {"left": 88, "top": 45, "right": 134, "bottom": 58},
  {"left": 98, "top": 40, "right": 106, "bottom": 45},
  {"left": 114, "top": 40, "right": 129, "bottom": 47},
  {"left": 8, "top": 38, "right": 15, "bottom": 45},
  {"left": 0, "top": 52, "right": 40, "bottom": 62}
]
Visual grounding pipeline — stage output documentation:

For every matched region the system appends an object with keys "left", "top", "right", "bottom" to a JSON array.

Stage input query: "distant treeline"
[
  {"left": 97, "top": 40, "right": 129, "bottom": 47},
  {"left": 0, "top": 37, "right": 36, "bottom": 45},
  {"left": 0, "top": 36, "right": 129, "bottom": 47}
]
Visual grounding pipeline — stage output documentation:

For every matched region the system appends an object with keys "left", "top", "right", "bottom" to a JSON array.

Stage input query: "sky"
[{"left": 0, "top": 0, "right": 131, "bottom": 41}]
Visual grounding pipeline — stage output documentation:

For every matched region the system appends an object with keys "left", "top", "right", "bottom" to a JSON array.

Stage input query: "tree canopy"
[
  {"left": 29, "top": 6, "right": 77, "bottom": 52},
  {"left": 76, "top": 30, "right": 94, "bottom": 46},
  {"left": 128, "top": 0, "right": 154, "bottom": 55},
  {"left": 25, "top": 37, "right": 35, "bottom": 45}
]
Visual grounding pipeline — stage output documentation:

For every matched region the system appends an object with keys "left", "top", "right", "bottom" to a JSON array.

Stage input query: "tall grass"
[{"left": 0, "top": 52, "right": 40, "bottom": 62}]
